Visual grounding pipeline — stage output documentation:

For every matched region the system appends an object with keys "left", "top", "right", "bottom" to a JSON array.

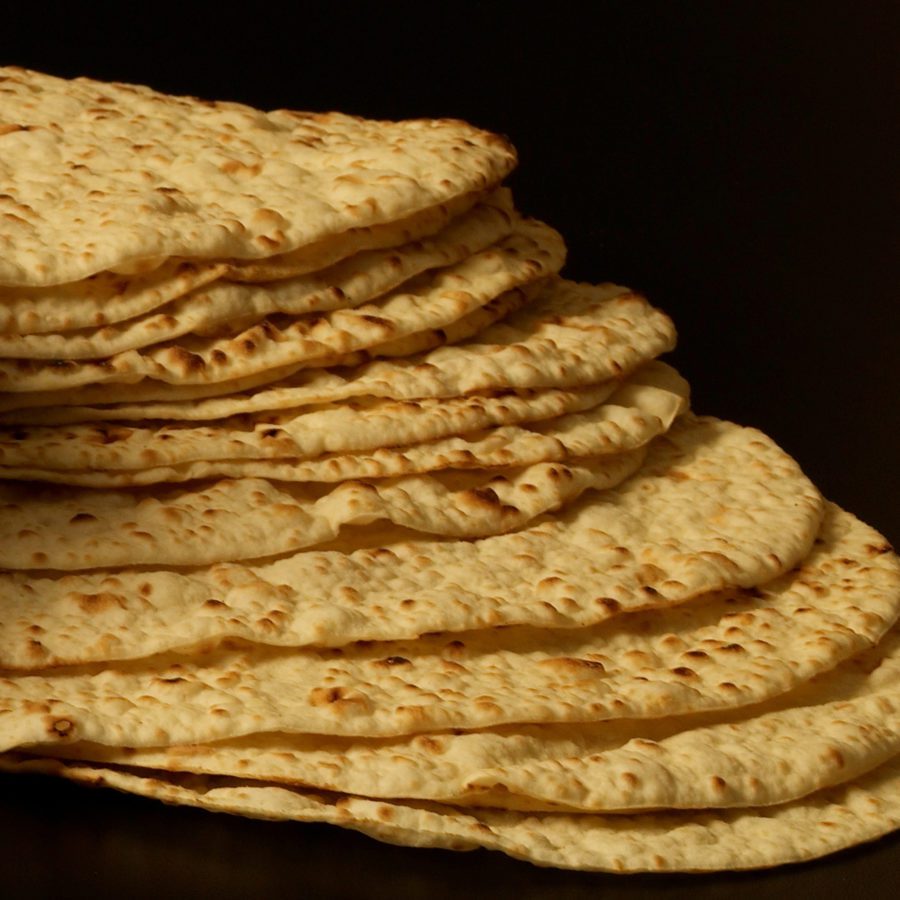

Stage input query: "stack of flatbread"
[{"left": 0, "top": 67, "right": 897, "bottom": 874}]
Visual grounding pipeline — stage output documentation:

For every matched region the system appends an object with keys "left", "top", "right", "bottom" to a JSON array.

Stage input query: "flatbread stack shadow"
[{"left": 0, "top": 67, "right": 897, "bottom": 874}]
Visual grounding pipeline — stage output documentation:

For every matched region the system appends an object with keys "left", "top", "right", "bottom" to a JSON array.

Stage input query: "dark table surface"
[{"left": 1, "top": 3, "right": 897, "bottom": 896}]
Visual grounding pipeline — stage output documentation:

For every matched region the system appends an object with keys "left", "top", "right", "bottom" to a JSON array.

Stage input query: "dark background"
[{"left": 1, "top": 2, "right": 898, "bottom": 896}]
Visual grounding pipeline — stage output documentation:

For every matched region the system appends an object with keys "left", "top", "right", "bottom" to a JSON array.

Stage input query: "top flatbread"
[{"left": 0, "top": 68, "right": 516, "bottom": 285}]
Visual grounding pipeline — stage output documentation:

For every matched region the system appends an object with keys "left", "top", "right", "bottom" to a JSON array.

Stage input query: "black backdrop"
[{"left": 1, "top": 3, "right": 898, "bottom": 896}]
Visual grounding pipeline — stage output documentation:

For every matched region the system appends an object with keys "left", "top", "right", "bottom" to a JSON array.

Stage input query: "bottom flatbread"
[{"left": 2, "top": 752, "right": 898, "bottom": 873}]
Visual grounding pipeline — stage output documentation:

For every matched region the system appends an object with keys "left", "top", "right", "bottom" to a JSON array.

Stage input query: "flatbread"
[
  {"left": 223, "top": 190, "right": 482, "bottom": 283},
  {"left": 0, "top": 418, "right": 825, "bottom": 668},
  {"left": 1, "top": 502, "right": 894, "bottom": 750},
  {"left": 3, "top": 749, "right": 899, "bottom": 872},
  {"left": 0, "top": 192, "right": 514, "bottom": 359},
  {"left": 0, "top": 68, "right": 516, "bottom": 285},
  {"left": 0, "top": 379, "right": 613, "bottom": 474},
  {"left": 0, "top": 361, "right": 688, "bottom": 486},
  {"left": 0, "top": 452, "right": 646, "bottom": 570},
  {"left": 36, "top": 626, "right": 900, "bottom": 813},
  {"left": 0, "top": 219, "right": 564, "bottom": 392},
  {"left": 0, "top": 279, "right": 675, "bottom": 419},
  {"left": 0, "top": 260, "right": 227, "bottom": 335}
]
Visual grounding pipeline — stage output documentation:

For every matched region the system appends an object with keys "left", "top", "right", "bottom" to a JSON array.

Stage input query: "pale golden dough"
[
  {"left": 0, "top": 192, "right": 513, "bottom": 358},
  {"left": 39, "top": 626, "right": 900, "bottom": 813},
  {"left": 3, "top": 749, "right": 899, "bottom": 872},
  {"left": 0, "top": 418, "right": 826, "bottom": 671},
  {"left": 0, "top": 453, "right": 646, "bottom": 570},
  {"left": 0, "top": 279, "right": 675, "bottom": 419},
  {"left": 0, "top": 361, "right": 687, "bottom": 486},
  {"left": 0, "top": 219, "right": 564, "bottom": 392}
]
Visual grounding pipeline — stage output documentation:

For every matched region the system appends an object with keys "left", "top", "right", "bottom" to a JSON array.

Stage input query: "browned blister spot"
[
  {"left": 866, "top": 542, "right": 894, "bottom": 556},
  {"left": 26, "top": 639, "right": 48, "bottom": 660},
  {"left": 540, "top": 657, "right": 606, "bottom": 673},
  {"left": 413, "top": 735, "right": 445, "bottom": 754},
  {"left": 593, "top": 597, "right": 621, "bottom": 614},
  {"left": 68, "top": 512, "right": 97, "bottom": 524},
  {"left": 68, "top": 591, "right": 126, "bottom": 612},
  {"left": 373, "top": 656, "right": 411, "bottom": 668},
  {"left": 824, "top": 746, "right": 846, "bottom": 769},
  {"left": 671, "top": 666, "right": 697, "bottom": 678},
  {"left": 45, "top": 716, "right": 75, "bottom": 739}
]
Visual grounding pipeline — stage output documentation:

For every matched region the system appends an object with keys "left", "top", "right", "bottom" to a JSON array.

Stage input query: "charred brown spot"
[
  {"left": 310, "top": 686, "right": 345, "bottom": 705},
  {"left": 825, "top": 747, "right": 846, "bottom": 768},
  {"left": 381, "top": 656, "right": 410, "bottom": 666},
  {"left": 683, "top": 649, "right": 710, "bottom": 659},
  {"left": 91, "top": 426, "right": 130, "bottom": 445},
  {"left": 711, "top": 775, "right": 727, "bottom": 792},
  {"left": 538, "top": 576, "right": 564, "bottom": 589},
  {"left": 594, "top": 597, "right": 621, "bottom": 613},
  {"left": 47, "top": 717, "right": 74, "bottom": 737},
  {"left": 69, "top": 512, "right": 97, "bottom": 524},
  {"left": 70, "top": 591, "right": 125, "bottom": 613},
  {"left": 671, "top": 666, "right": 697, "bottom": 678},
  {"left": 866, "top": 543, "right": 894, "bottom": 556},
  {"left": 170, "top": 347, "right": 205, "bottom": 371},
  {"left": 204, "top": 598, "right": 227, "bottom": 609},
  {"left": 542, "top": 657, "right": 606, "bottom": 673},
  {"left": 467, "top": 487, "right": 500, "bottom": 506}
]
